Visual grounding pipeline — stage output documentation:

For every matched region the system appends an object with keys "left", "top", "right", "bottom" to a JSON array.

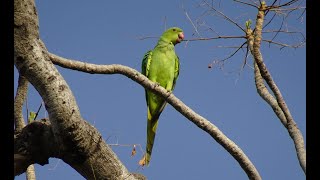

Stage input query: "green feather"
[{"left": 140, "top": 27, "right": 184, "bottom": 166}]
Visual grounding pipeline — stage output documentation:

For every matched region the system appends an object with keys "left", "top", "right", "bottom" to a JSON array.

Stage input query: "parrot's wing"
[
  {"left": 142, "top": 50, "right": 153, "bottom": 104},
  {"left": 172, "top": 55, "right": 180, "bottom": 90},
  {"left": 142, "top": 50, "right": 152, "bottom": 77}
]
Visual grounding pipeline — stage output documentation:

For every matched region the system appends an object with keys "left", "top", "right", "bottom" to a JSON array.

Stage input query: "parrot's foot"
[{"left": 153, "top": 82, "right": 160, "bottom": 88}]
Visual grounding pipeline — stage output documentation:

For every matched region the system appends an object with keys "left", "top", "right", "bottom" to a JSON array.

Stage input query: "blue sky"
[{"left": 15, "top": 0, "right": 306, "bottom": 179}]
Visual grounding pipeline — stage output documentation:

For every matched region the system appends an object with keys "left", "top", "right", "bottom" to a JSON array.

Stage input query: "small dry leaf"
[
  {"left": 138, "top": 154, "right": 146, "bottom": 166},
  {"left": 131, "top": 145, "right": 136, "bottom": 157}
]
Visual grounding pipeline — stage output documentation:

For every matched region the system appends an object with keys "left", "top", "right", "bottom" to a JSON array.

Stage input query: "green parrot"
[{"left": 139, "top": 27, "right": 184, "bottom": 166}]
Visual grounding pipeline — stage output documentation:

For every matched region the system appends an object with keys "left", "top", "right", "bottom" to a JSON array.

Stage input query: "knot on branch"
[{"left": 15, "top": 118, "right": 54, "bottom": 166}]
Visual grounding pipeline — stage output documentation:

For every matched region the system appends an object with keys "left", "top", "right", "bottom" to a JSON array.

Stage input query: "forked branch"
[{"left": 248, "top": 1, "right": 306, "bottom": 174}]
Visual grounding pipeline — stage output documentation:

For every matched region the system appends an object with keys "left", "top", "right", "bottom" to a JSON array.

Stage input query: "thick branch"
[
  {"left": 253, "top": 62, "right": 287, "bottom": 126},
  {"left": 26, "top": 166, "right": 36, "bottom": 180},
  {"left": 14, "top": 119, "right": 55, "bottom": 176},
  {"left": 14, "top": 74, "right": 37, "bottom": 180},
  {"left": 14, "top": 0, "right": 143, "bottom": 179},
  {"left": 251, "top": 2, "right": 306, "bottom": 173},
  {"left": 49, "top": 53, "right": 262, "bottom": 180},
  {"left": 247, "top": 29, "right": 287, "bottom": 126},
  {"left": 14, "top": 75, "right": 28, "bottom": 131},
  {"left": 14, "top": 119, "right": 146, "bottom": 180}
]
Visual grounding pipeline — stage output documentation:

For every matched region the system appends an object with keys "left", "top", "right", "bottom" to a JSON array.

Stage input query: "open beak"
[{"left": 176, "top": 32, "right": 184, "bottom": 43}]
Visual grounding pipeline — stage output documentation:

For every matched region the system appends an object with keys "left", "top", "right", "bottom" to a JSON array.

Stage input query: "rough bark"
[
  {"left": 14, "top": 0, "right": 144, "bottom": 179},
  {"left": 14, "top": 71, "right": 36, "bottom": 180},
  {"left": 14, "top": 75, "right": 28, "bottom": 131},
  {"left": 246, "top": 1, "right": 306, "bottom": 174},
  {"left": 14, "top": 119, "right": 55, "bottom": 176}
]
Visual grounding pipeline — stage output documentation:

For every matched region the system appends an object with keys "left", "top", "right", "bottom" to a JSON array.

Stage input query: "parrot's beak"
[{"left": 176, "top": 32, "right": 184, "bottom": 43}]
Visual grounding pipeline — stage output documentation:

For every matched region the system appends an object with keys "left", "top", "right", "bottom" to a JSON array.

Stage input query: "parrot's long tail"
[{"left": 139, "top": 109, "right": 159, "bottom": 166}]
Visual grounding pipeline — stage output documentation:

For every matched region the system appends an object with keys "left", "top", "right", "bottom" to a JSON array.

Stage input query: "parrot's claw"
[{"left": 154, "top": 82, "right": 160, "bottom": 88}]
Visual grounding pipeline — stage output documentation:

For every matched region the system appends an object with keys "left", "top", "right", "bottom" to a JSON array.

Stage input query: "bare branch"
[
  {"left": 262, "top": 29, "right": 305, "bottom": 36},
  {"left": 34, "top": 103, "right": 43, "bottom": 120},
  {"left": 211, "top": 45, "right": 246, "bottom": 48},
  {"left": 241, "top": 45, "right": 250, "bottom": 70},
  {"left": 262, "top": 11, "right": 277, "bottom": 29},
  {"left": 254, "top": 62, "right": 288, "bottom": 126},
  {"left": 269, "top": 6, "right": 305, "bottom": 11},
  {"left": 248, "top": 28, "right": 287, "bottom": 127},
  {"left": 262, "top": 39, "right": 305, "bottom": 48},
  {"left": 184, "top": 35, "right": 245, "bottom": 41},
  {"left": 203, "top": 0, "right": 246, "bottom": 32},
  {"left": 275, "top": 0, "right": 300, "bottom": 8},
  {"left": 14, "top": 75, "right": 28, "bottom": 131},
  {"left": 14, "top": 74, "right": 37, "bottom": 180},
  {"left": 297, "top": 7, "right": 305, "bottom": 20},
  {"left": 270, "top": 0, "right": 279, "bottom": 7},
  {"left": 233, "top": 0, "right": 258, "bottom": 8},
  {"left": 26, "top": 165, "right": 36, "bottom": 180},
  {"left": 49, "top": 53, "right": 262, "bottom": 180},
  {"left": 183, "top": 6, "right": 202, "bottom": 37},
  {"left": 216, "top": 41, "right": 247, "bottom": 62},
  {"left": 270, "top": 16, "right": 285, "bottom": 42},
  {"left": 14, "top": 0, "right": 143, "bottom": 178},
  {"left": 250, "top": 2, "right": 306, "bottom": 173},
  {"left": 136, "top": 36, "right": 159, "bottom": 40}
]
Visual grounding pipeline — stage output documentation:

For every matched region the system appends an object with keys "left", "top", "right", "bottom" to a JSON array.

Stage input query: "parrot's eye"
[{"left": 172, "top": 28, "right": 176, "bottom": 32}]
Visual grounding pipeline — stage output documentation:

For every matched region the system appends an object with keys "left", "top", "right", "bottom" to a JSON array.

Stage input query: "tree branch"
[
  {"left": 49, "top": 53, "right": 262, "bottom": 180},
  {"left": 14, "top": 0, "right": 144, "bottom": 179},
  {"left": 233, "top": 0, "right": 258, "bottom": 8},
  {"left": 203, "top": 0, "right": 246, "bottom": 32},
  {"left": 184, "top": 35, "right": 245, "bottom": 41},
  {"left": 249, "top": 1, "right": 306, "bottom": 174},
  {"left": 245, "top": 31, "right": 288, "bottom": 126},
  {"left": 14, "top": 72, "right": 37, "bottom": 180},
  {"left": 262, "top": 39, "right": 304, "bottom": 49},
  {"left": 14, "top": 119, "right": 55, "bottom": 176},
  {"left": 14, "top": 75, "right": 28, "bottom": 131}
]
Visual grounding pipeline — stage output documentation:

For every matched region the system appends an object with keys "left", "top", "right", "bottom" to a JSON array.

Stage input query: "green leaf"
[
  {"left": 245, "top": 19, "right": 252, "bottom": 30},
  {"left": 28, "top": 111, "right": 36, "bottom": 123}
]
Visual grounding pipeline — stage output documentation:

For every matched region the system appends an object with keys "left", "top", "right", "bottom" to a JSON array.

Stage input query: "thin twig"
[
  {"left": 219, "top": 41, "right": 247, "bottom": 62},
  {"left": 276, "top": 0, "right": 300, "bottom": 8},
  {"left": 26, "top": 92, "right": 29, "bottom": 125},
  {"left": 262, "top": 12, "right": 277, "bottom": 29},
  {"left": 262, "top": 39, "right": 304, "bottom": 48},
  {"left": 248, "top": 0, "right": 260, "bottom": 6},
  {"left": 136, "top": 36, "right": 159, "bottom": 40},
  {"left": 203, "top": 0, "right": 246, "bottom": 32},
  {"left": 233, "top": 0, "right": 258, "bottom": 8},
  {"left": 34, "top": 102, "right": 43, "bottom": 120},
  {"left": 242, "top": 45, "right": 250, "bottom": 69},
  {"left": 269, "top": 6, "right": 305, "bottom": 11},
  {"left": 183, "top": 6, "right": 202, "bottom": 37},
  {"left": 211, "top": 45, "right": 246, "bottom": 48},
  {"left": 184, "top": 35, "right": 245, "bottom": 41},
  {"left": 297, "top": 8, "right": 305, "bottom": 20},
  {"left": 270, "top": 16, "right": 285, "bottom": 43}
]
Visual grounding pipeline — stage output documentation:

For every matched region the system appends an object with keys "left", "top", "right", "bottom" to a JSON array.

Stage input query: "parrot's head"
[{"left": 161, "top": 27, "right": 184, "bottom": 45}]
